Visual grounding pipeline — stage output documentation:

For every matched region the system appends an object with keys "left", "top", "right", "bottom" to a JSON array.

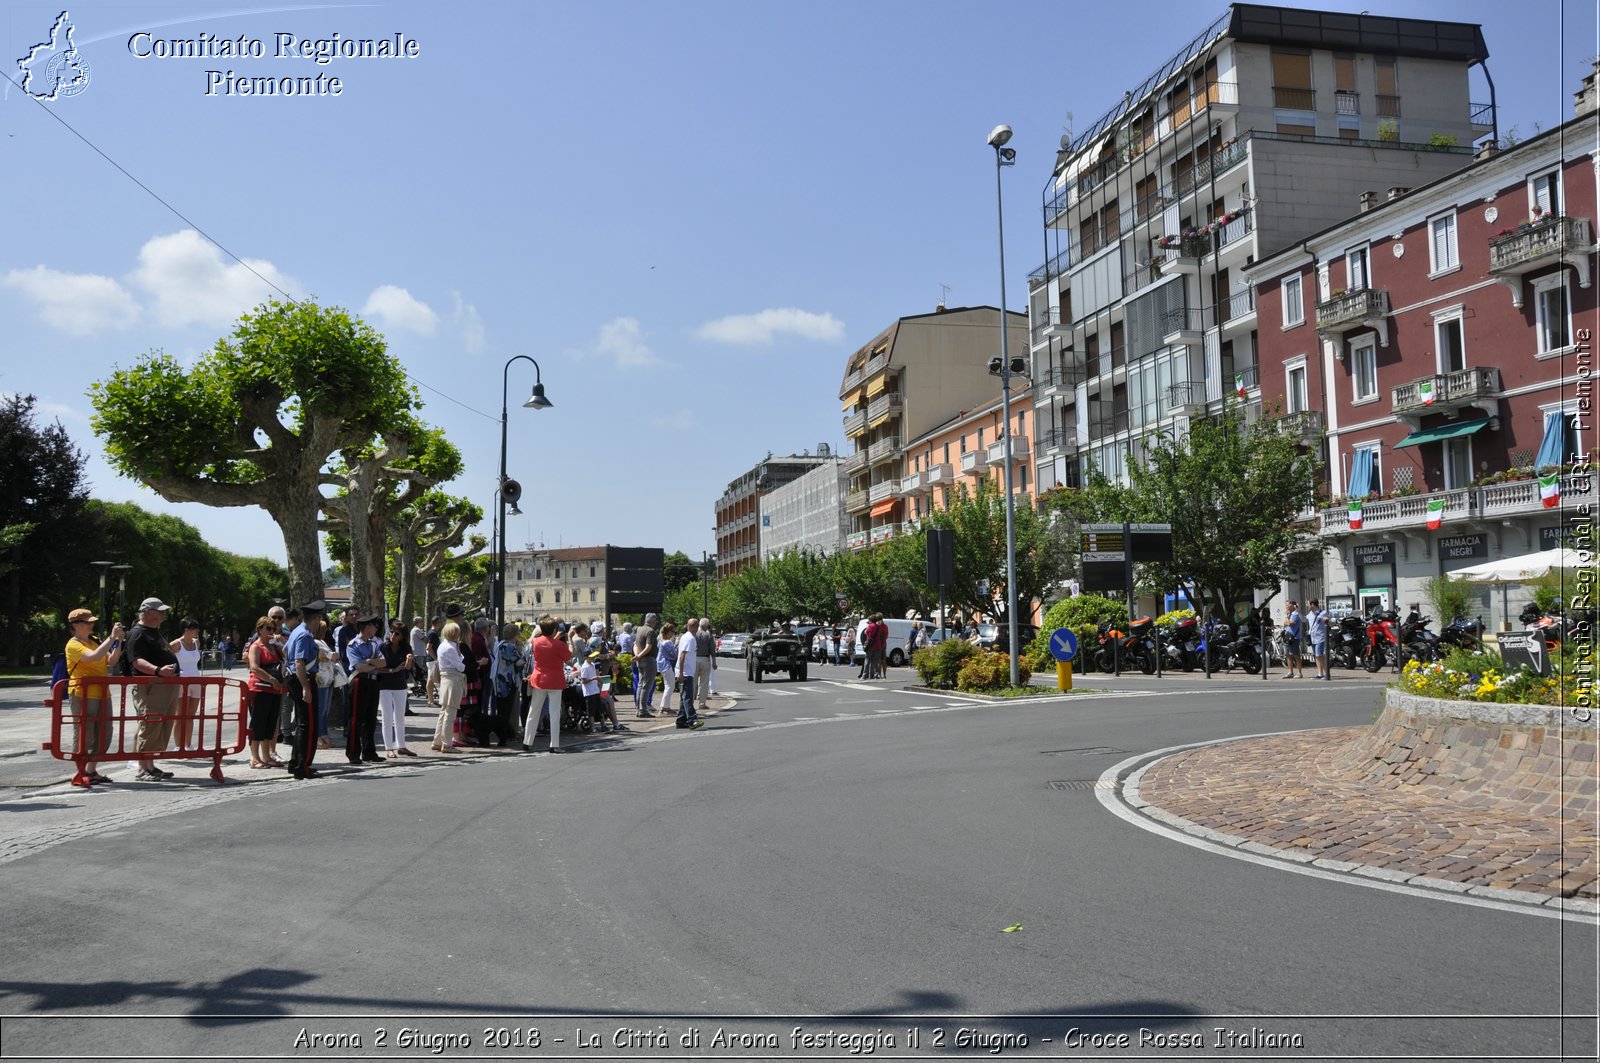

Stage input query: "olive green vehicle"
[{"left": 745, "top": 626, "right": 809, "bottom": 683}]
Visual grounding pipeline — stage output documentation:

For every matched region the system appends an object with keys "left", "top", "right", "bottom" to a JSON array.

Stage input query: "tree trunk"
[
  {"left": 396, "top": 537, "right": 418, "bottom": 621},
  {"left": 267, "top": 495, "right": 325, "bottom": 608}
]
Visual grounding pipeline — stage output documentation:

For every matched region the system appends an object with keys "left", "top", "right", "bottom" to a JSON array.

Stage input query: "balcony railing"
[
  {"left": 1215, "top": 211, "right": 1254, "bottom": 249},
  {"left": 868, "top": 480, "right": 899, "bottom": 504},
  {"left": 1224, "top": 288, "right": 1256, "bottom": 324},
  {"left": 1232, "top": 363, "right": 1260, "bottom": 392},
  {"left": 843, "top": 409, "right": 867, "bottom": 437},
  {"left": 845, "top": 487, "right": 871, "bottom": 514},
  {"left": 863, "top": 352, "right": 888, "bottom": 378},
  {"left": 1315, "top": 287, "right": 1389, "bottom": 332},
  {"left": 1334, "top": 90, "right": 1359, "bottom": 115},
  {"left": 867, "top": 393, "right": 903, "bottom": 424},
  {"left": 1272, "top": 86, "right": 1315, "bottom": 110},
  {"left": 1275, "top": 409, "right": 1325, "bottom": 444},
  {"left": 1164, "top": 137, "right": 1248, "bottom": 201},
  {"left": 1161, "top": 306, "right": 1211, "bottom": 340},
  {"left": 1165, "top": 381, "right": 1201, "bottom": 413},
  {"left": 1038, "top": 360, "right": 1086, "bottom": 391},
  {"left": 900, "top": 471, "right": 925, "bottom": 496},
  {"left": 870, "top": 523, "right": 901, "bottom": 544},
  {"left": 1488, "top": 216, "right": 1592, "bottom": 275},
  {"left": 924, "top": 462, "right": 954, "bottom": 487},
  {"left": 1038, "top": 425, "right": 1076, "bottom": 451},
  {"left": 1469, "top": 101, "right": 1494, "bottom": 127},
  {"left": 1031, "top": 306, "right": 1066, "bottom": 345},
  {"left": 1376, "top": 94, "right": 1401, "bottom": 118},
  {"left": 1391, "top": 367, "right": 1500, "bottom": 417},
  {"left": 847, "top": 530, "right": 870, "bottom": 551},
  {"left": 1028, "top": 247, "right": 1073, "bottom": 288},
  {"left": 985, "top": 436, "right": 1030, "bottom": 466},
  {"left": 1161, "top": 234, "right": 1212, "bottom": 262},
  {"left": 841, "top": 368, "right": 862, "bottom": 391},
  {"left": 1319, "top": 486, "right": 1472, "bottom": 533},
  {"left": 1088, "top": 409, "right": 1130, "bottom": 437},
  {"left": 959, "top": 450, "right": 983, "bottom": 474},
  {"left": 1481, "top": 471, "right": 1596, "bottom": 517},
  {"left": 866, "top": 436, "right": 902, "bottom": 464}
]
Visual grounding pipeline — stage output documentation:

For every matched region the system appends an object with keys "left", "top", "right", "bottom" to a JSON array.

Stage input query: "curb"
[{"left": 1099, "top": 736, "right": 1600, "bottom": 923}]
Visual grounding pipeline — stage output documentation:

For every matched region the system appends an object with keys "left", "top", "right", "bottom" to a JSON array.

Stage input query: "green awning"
[{"left": 1394, "top": 418, "right": 1492, "bottom": 449}]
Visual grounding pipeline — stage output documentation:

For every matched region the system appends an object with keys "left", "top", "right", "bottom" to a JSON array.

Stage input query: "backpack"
[{"left": 49, "top": 652, "right": 67, "bottom": 689}]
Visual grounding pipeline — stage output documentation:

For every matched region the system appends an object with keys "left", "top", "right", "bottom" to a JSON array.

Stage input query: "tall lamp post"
[
  {"left": 110, "top": 564, "right": 132, "bottom": 621},
  {"left": 90, "top": 561, "right": 114, "bottom": 624},
  {"left": 496, "top": 356, "right": 552, "bottom": 631},
  {"left": 988, "top": 123, "right": 1021, "bottom": 687}
]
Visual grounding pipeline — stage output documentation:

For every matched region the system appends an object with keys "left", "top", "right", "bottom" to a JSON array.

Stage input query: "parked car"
[
  {"left": 974, "top": 622, "right": 1039, "bottom": 653},
  {"left": 851, "top": 618, "right": 939, "bottom": 668},
  {"left": 715, "top": 633, "right": 750, "bottom": 658}
]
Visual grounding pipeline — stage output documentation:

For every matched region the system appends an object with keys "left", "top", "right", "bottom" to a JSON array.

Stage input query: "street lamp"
[
  {"left": 90, "top": 561, "right": 114, "bottom": 623},
  {"left": 110, "top": 564, "right": 132, "bottom": 620},
  {"left": 987, "top": 122, "right": 1022, "bottom": 688},
  {"left": 496, "top": 355, "right": 552, "bottom": 631}
]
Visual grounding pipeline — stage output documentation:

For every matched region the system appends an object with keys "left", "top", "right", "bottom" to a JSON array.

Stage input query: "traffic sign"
[{"left": 1048, "top": 627, "right": 1078, "bottom": 662}]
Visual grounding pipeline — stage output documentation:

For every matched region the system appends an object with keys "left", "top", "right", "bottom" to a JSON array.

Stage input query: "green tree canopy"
[
  {"left": 925, "top": 479, "right": 1075, "bottom": 627},
  {"left": 89, "top": 299, "right": 418, "bottom": 605}
]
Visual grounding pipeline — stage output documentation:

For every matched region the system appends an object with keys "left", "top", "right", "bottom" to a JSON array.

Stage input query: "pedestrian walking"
[
  {"left": 127, "top": 598, "right": 180, "bottom": 781},
  {"left": 244, "top": 616, "right": 286, "bottom": 770},
  {"left": 63, "top": 608, "right": 123, "bottom": 784},
  {"left": 284, "top": 600, "right": 328, "bottom": 779},
  {"left": 433, "top": 620, "right": 467, "bottom": 753},
  {"left": 377, "top": 623, "right": 415, "bottom": 757},
  {"left": 1306, "top": 598, "right": 1330, "bottom": 680},
  {"left": 524, "top": 615, "right": 572, "bottom": 753},
  {"left": 633, "top": 613, "right": 659, "bottom": 717}
]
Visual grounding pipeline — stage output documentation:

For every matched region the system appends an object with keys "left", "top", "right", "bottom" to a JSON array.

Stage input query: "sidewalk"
[{"left": 0, "top": 684, "right": 733, "bottom": 790}]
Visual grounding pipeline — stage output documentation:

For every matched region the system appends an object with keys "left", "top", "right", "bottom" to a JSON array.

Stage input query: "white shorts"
[{"left": 427, "top": 659, "right": 440, "bottom": 681}]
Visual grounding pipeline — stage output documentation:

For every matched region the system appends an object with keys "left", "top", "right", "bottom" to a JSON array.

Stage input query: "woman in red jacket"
[{"left": 522, "top": 615, "right": 572, "bottom": 754}]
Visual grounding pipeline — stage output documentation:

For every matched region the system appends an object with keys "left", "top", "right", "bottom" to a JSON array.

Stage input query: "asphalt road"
[{"left": 1, "top": 662, "right": 1593, "bottom": 1061}]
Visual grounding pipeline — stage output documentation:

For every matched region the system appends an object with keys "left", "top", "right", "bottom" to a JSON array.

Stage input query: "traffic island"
[{"left": 1119, "top": 689, "right": 1598, "bottom": 909}]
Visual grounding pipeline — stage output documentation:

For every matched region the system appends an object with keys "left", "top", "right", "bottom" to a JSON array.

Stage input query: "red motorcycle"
[{"left": 1363, "top": 609, "right": 1403, "bottom": 672}]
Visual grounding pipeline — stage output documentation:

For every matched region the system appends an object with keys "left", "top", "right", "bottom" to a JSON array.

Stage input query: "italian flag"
[
  {"left": 1418, "top": 380, "right": 1435, "bottom": 406},
  {"left": 1541, "top": 472, "right": 1561, "bottom": 508},
  {"left": 1348, "top": 499, "right": 1364, "bottom": 530},
  {"left": 1234, "top": 373, "right": 1246, "bottom": 398},
  {"left": 1426, "top": 496, "right": 1445, "bottom": 530}
]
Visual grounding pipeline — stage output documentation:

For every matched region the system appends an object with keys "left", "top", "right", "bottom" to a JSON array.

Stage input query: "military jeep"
[{"left": 746, "top": 625, "right": 809, "bottom": 683}]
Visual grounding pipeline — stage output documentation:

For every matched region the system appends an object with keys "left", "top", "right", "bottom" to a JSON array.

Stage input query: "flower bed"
[{"left": 1395, "top": 648, "right": 1587, "bottom": 707}]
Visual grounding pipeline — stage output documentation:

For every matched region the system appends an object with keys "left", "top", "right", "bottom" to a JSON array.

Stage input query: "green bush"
[
  {"left": 1029, "top": 594, "right": 1128, "bottom": 658},
  {"left": 956, "top": 650, "right": 1033, "bottom": 692},
  {"left": 1155, "top": 608, "right": 1196, "bottom": 627},
  {"left": 612, "top": 652, "right": 634, "bottom": 695},
  {"left": 1021, "top": 648, "right": 1054, "bottom": 674},
  {"left": 913, "top": 638, "right": 977, "bottom": 688}
]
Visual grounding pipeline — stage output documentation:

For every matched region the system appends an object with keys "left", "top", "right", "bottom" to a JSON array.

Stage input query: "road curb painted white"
[{"left": 1096, "top": 735, "right": 1600, "bottom": 924}]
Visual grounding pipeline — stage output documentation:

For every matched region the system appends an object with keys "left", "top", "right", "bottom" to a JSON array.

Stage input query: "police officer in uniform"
[{"left": 284, "top": 599, "right": 327, "bottom": 779}]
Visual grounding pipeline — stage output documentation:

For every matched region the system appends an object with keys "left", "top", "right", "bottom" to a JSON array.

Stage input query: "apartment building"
[
  {"left": 715, "top": 452, "right": 836, "bottom": 578},
  {"left": 503, "top": 546, "right": 665, "bottom": 626},
  {"left": 1029, "top": 4, "right": 1495, "bottom": 495},
  {"left": 759, "top": 458, "right": 850, "bottom": 561},
  {"left": 838, "top": 306, "right": 1026, "bottom": 545},
  {"left": 1248, "top": 98, "right": 1597, "bottom": 627},
  {"left": 894, "top": 387, "right": 1035, "bottom": 546}
]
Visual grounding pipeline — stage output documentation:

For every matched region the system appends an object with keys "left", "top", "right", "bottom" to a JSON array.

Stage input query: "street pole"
[
  {"left": 989, "top": 124, "right": 1021, "bottom": 687},
  {"left": 91, "top": 561, "right": 114, "bottom": 625},
  {"left": 111, "top": 565, "right": 131, "bottom": 620},
  {"left": 703, "top": 551, "right": 710, "bottom": 618},
  {"left": 497, "top": 355, "right": 553, "bottom": 632}
]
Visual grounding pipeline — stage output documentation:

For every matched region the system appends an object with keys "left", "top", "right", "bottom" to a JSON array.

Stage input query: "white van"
[{"left": 852, "top": 618, "right": 940, "bottom": 667}]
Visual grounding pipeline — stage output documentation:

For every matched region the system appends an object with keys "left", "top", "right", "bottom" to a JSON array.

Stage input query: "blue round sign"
[{"left": 1049, "top": 627, "right": 1078, "bottom": 662}]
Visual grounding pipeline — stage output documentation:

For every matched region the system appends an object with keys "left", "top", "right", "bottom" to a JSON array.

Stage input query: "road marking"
[
  {"left": 873, "top": 709, "right": 900, "bottom": 714},
  {"left": 1095, "top": 738, "right": 1597, "bottom": 925},
  {"left": 819, "top": 681, "right": 880, "bottom": 692},
  {"left": 765, "top": 689, "right": 800, "bottom": 697},
  {"left": 890, "top": 688, "right": 977, "bottom": 703}
]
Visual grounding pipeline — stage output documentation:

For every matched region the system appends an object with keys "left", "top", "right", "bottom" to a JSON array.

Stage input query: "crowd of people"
[{"left": 58, "top": 599, "right": 729, "bottom": 782}]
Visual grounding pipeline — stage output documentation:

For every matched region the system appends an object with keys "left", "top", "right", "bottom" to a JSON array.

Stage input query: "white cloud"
[
  {"left": 130, "top": 229, "right": 296, "bottom": 329},
  {"left": 0, "top": 392, "right": 85, "bottom": 422},
  {"left": 451, "top": 291, "right": 484, "bottom": 353},
  {"left": 648, "top": 408, "right": 695, "bottom": 431},
  {"left": 363, "top": 284, "right": 440, "bottom": 335},
  {"left": 2, "top": 265, "right": 139, "bottom": 335},
  {"left": 573, "top": 316, "right": 662, "bottom": 369},
  {"left": 695, "top": 307, "right": 845, "bottom": 345}
]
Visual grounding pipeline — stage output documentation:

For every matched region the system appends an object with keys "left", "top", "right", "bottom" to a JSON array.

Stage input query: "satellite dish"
[{"left": 1060, "top": 134, "right": 1071, "bottom": 150}]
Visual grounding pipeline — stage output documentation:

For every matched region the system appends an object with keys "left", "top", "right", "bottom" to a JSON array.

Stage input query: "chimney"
[
  {"left": 1386, "top": 186, "right": 1410, "bottom": 201},
  {"left": 1474, "top": 140, "right": 1500, "bottom": 161},
  {"left": 1358, "top": 190, "right": 1377, "bottom": 212},
  {"left": 1577, "top": 59, "right": 1600, "bottom": 118}
]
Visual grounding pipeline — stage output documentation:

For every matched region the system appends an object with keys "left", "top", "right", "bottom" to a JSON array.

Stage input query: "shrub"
[
  {"left": 913, "top": 638, "right": 977, "bottom": 688},
  {"left": 1422, "top": 574, "right": 1477, "bottom": 625},
  {"left": 1030, "top": 594, "right": 1128, "bottom": 658},
  {"left": 1021, "top": 648, "right": 1054, "bottom": 674},
  {"left": 1155, "top": 608, "right": 1196, "bottom": 627},
  {"left": 955, "top": 650, "right": 1032, "bottom": 693},
  {"left": 1395, "top": 643, "right": 1589, "bottom": 706},
  {"left": 612, "top": 652, "right": 634, "bottom": 695}
]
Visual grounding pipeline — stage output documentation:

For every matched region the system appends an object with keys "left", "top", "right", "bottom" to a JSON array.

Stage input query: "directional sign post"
[{"left": 1048, "top": 627, "right": 1078, "bottom": 691}]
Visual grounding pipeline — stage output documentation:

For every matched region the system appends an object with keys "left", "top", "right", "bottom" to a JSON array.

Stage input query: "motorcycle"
[
  {"left": 1093, "top": 617, "right": 1156, "bottom": 674},
  {"left": 1438, "top": 615, "right": 1484, "bottom": 653},
  {"left": 1223, "top": 624, "right": 1263, "bottom": 674},
  {"left": 1197, "top": 617, "right": 1232, "bottom": 673},
  {"left": 1363, "top": 609, "right": 1403, "bottom": 672},
  {"left": 1330, "top": 614, "right": 1367, "bottom": 670},
  {"left": 1157, "top": 616, "right": 1201, "bottom": 671},
  {"left": 1398, "top": 608, "right": 1441, "bottom": 664}
]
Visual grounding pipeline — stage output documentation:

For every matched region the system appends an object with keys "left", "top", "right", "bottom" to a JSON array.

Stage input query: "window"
[
  {"left": 1351, "top": 338, "right": 1378, "bottom": 401},
  {"left": 535, "top": 590, "right": 543, "bottom": 604},
  {"left": 1428, "top": 212, "right": 1458, "bottom": 274},
  {"left": 554, "top": 589, "right": 561, "bottom": 604},
  {"left": 515, "top": 592, "right": 523, "bottom": 605},
  {"left": 1346, "top": 246, "right": 1369, "bottom": 290},
  {"left": 1442, "top": 437, "right": 1472, "bottom": 490},
  {"left": 1530, "top": 170, "right": 1562, "bottom": 217},
  {"left": 1434, "top": 314, "right": 1465, "bottom": 373},
  {"left": 589, "top": 565, "right": 596, "bottom": 578},
  {"left": 1271, "top": 49, "right": 1313, "bottom": 110},
  {"left": 1286, "top": 362, "right": 1309, "bottom": 413},
  {"left": 589, "top": 589, "right": 597, "bottom": 603},
  {"left": 534, "top": 568, "right": 541, "bottom": 580},
  {"left": 1352, "top": 443, "right": 1384, "bottom": 496},
  {"left": 1535, "top": 275, "right": 1572, "bottom": 354},
  {"left": 1282, "top": 275, "right": 1304, "bottom": 327},
  {"left": 943, "top": 442, "right": 950, "bottom": 464},
  {"left": 1019, "top": 464, "right": 1029, "bottom": 489},
  {"left": 977, "top": 427, "right": 985, "bottom": 449}
]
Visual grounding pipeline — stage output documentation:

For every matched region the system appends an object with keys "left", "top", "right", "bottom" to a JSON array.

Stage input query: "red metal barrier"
[{"left": 43, "top": 675, "right": 250, "bottom": 788}]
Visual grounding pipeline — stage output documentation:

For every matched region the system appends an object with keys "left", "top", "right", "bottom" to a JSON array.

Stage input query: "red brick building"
[{"left": 1249, "top": 101, "right": 1597, "bottom": 625}]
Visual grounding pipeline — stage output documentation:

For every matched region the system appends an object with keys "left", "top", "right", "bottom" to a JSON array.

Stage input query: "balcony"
[
  {"left": 1318, "top": 486, "right": 1472, "bottom": 534},
  {"left": 1274, "top": 409, "right": 1325, "bottom": 446},
  {"left": 1165, "top": 381, "right": 1203, "bottom": 417},
  {"left": 845, "top": 487, "right": 872, "bottom": 515},
  {"left": 1045, "top": 183, "right": 1071, "bottom": 226},
  {"left": 1221, "top": 288, "right": 1256, "bottom": 335},
  {"left": 924, "top": 462, "right": 954, "bottom": 488},
  {"left": 1159, "top": 234, "right": 1211, "bottom": 275},
  {"left": 844, "top": 450, "right": 869, "bottom": 474},
  {"left": 1487, "top": 216, "right": 1593, "bottom": 308},
  {"left": 1160, "top": 306, "right": 1208, "bottom": 347},
  {"left": 1164, "top": 137, "right": 1248, "bottom": 202},
  {"left": 843, "top": 409, "right": 867, "bottom": 437},
  {"left": 841, "top": 367, "right": 862, "bottom": 391},
  {"left": 866, "top": 436, "right": 902, "bottom": 464},
  {"left": 1315, "top": 287, "right": 1390, "bottom": 346},
  {"left": 1469, "top": 101, "right": 1494, "bottom": 129},
  {"left": 1481, "top": 471, "right": 1596, "bottom": 519},
  {"left": 846, "top": 530, "right": 870, "bottom": 551},
  {"left": 1391, "top": 367, "right": 1500, "bottom": 425},
  {"left": 959, "top": 449, "right": 983, "bottom": 474},
  {"left": 985, "top": 435, "right": 1030, "bottom": 466},
  {"left": 900, "top": 470, "right": 926, "bottom": 496},
  {"left": 1375, "top": 94, "right": 1401, "bottom": 118},
  {"left": 1334, "top": 90, "right": 1360, "bottom": 115},
  {"left": 1215, "top": 211, "right": 1254, "bottom": 252},
  {"left": 863, "top": 351, "right": 888, "bottom": 379},
  {"left": 1038, "top": 359, "right": 1086, "bottom": 393},
  {"left": 1272, "top": 86, "right": 1315, "bottom": 110},
  {"left": 1031, "top": 306, "right": 1066, "bottom": 346},
  {"left": 868, "top": 479, "right": 900, "bottom": 504},
  {"left": 867, "top": 392, "right": 903, "bottom": 427},
  {"left": 1028, "top": 247, "right": 1072, "bottom": 288},
  {"left": 1038, "top": 425, "right": 1076, "bottom": 452},
  {"left": 870, "top": 522, "right": 901, "bottom": 545},
  {"left": 1088, "top": 408, "right": 1130, "bottom": 438}
]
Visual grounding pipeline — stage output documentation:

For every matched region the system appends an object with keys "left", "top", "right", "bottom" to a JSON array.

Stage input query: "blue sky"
[{"left": 3, "top": 0, "right": 1595, "bottom": 570}]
